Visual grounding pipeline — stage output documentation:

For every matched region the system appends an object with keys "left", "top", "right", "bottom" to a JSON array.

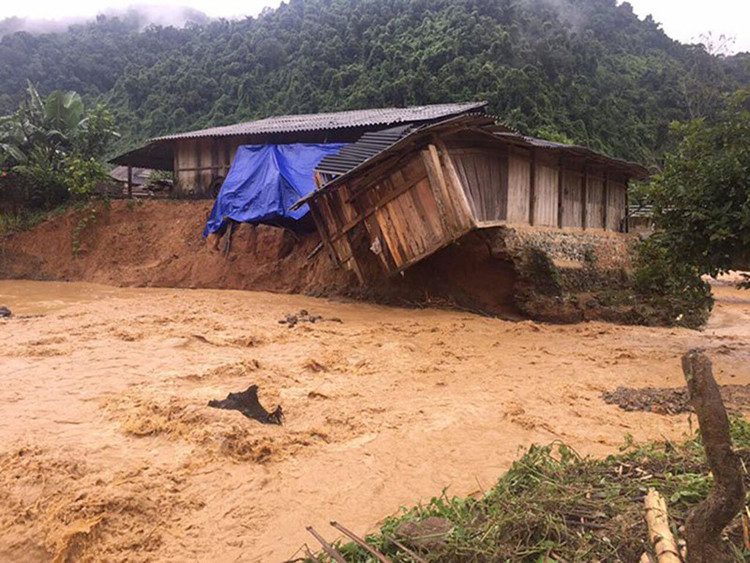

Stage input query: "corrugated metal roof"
[
  {"left": 315, "top": 124, "right": 415, "bottom": 176},
  {"left": 153, "top": 102, "right": 487, "bottom": 141}
]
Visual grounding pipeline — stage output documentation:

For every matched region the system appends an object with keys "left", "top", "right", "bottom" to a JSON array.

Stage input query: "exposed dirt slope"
[
  {"left": 0, "top": 200, "right": 353, "bottom": 295},
  {"left": 0, "top": 200, "right": 520, "bottom": 315}
]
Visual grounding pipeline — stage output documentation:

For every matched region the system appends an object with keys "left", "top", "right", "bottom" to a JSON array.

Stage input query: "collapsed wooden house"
[
  {"left": 303, "top": 114, "right": 649, "bottom": 282},
  {"left": 110, "top": 102, "right": 487, "bottom": 196}
]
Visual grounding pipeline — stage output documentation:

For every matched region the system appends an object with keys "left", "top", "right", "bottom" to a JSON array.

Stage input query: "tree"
[
  {"left": 0, "top": 83, "right": 118, "bottom": 208},
  {"left": 647, "top": 88, "right": 750, "bottom": 279}
]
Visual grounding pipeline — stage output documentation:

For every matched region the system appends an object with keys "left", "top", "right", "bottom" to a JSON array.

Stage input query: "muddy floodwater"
[{"left": 1, "top": 281, "right": 749, "bottom": 562}]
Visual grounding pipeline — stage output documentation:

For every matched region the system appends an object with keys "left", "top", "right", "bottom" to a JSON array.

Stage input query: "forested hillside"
[{"left": 1, "top": 0, "right": 748, "bottom": 164}]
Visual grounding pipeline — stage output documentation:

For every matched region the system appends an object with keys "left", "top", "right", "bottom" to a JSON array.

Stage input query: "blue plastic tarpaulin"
[{"left": 203, "top": 143, "right": 346, "bottom": 237}]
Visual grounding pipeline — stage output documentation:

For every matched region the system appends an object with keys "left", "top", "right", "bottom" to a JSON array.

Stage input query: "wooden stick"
[
  {"left": 223, "top": 220, "right": 235, "bottom": 256},
  {"left": 682, "top": 349, "right": 745, "bottom": 563},
  {"left": 388, "top": 537, "right": 427, "bottom": 563},
  {"left": 644, "top": 489, "right": 681, "bottom": 563},
  {"left": 329, "top": 521, "right": 391, "bottom": 562},
  {"left": 305, "top": 526, "right": 347, "bottom": 563}
]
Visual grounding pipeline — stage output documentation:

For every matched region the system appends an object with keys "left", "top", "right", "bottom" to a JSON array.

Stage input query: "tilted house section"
[
  {"left": 305, "top": 115, "right": 648, "bottom": 283},
  {"left": 110, "top": 102, "right": 488, "bottom": 196}
]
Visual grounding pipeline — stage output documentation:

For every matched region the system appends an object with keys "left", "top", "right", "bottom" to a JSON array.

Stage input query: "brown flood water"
[
  {"left": 0, "top": 280, "right": 134, "bottom": 316},
  {"left": 0, "top": 280, "right": 749, "bottom": 562}
]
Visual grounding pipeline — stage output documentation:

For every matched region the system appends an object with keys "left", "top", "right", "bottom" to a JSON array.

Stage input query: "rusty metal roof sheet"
[{"left": 153, "top": 102, "right": 487, "bottom": 141}]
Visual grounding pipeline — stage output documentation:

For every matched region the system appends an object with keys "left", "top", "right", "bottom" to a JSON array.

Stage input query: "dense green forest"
[{"left": 0, "top": 0, "right": 748, "bottom": 164}]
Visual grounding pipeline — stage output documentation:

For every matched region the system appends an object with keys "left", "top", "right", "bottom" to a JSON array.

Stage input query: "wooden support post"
[
  {"left": 528, "top": 150, "right": 537, "bottom": 226},
  {"left": 126, "top": 166, "right": 133, "bottom": 198},
  {"left": 603, "top": 172, "right": 609, "bottom": 231},
  {"left": 421, "top": 146, "right": 453, "bottom": 235},
  {"left": 434, "top": 139, "right": 474, "bottom": 227},
  {"left": 195, "top": 141, "right": 202, "bottom": 194},
  {"left": 624, "top": 179, "right": 630, "bottom": 233},
  {"left": 557, "top": 159, "right": 564, "bottom": 228},
  {"left": 309, "top": 197, "right": 340, "bottom": 267},
  {"left": 581, "top": 167, "right": 588, "bottom": 230}
]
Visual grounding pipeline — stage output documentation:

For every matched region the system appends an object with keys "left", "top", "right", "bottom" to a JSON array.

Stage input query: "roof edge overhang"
[
  {"left": 109, "top": 141, "right": 174, "bottom": 171},
  {"left": 296, "top": 119, "right": 650, "bottom": 209}
]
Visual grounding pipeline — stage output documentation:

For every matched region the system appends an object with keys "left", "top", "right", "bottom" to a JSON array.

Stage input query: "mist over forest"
[{"left": 0, "top": 0, "right": 748, "bottom": 164}]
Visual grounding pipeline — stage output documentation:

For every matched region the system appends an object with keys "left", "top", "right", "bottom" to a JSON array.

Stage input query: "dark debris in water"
[
  {"left": 208, "top": 384, "right": 283, "bottom": 425},
  {"left": 603, "top": 384, "right": 750, "bottom": 415},
  {"left": 278, "top": 309, "right": 342, "bottom": 327}
]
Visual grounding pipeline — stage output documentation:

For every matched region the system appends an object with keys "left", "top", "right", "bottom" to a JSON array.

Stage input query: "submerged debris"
[
  {"left": 0, "top": 306, "right": 11, "bottom": 318},
  {"left": 603, "top": 384, "right": 750, "bottom": 415},
  {"left": 278, "top": 309, "right": 341, "bottom": 327},
  {"left": 208, "top": 385, "right": 283, "bottom": 425}
]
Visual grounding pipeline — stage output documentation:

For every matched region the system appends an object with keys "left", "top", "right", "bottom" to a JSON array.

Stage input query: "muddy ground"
[{"left": 0, "top": 280, "right": 748, "bottom": 561}]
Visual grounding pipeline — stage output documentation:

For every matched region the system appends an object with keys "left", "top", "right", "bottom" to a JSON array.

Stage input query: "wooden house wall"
[
  {"left": 308, "top": 133, "right": 637, "bottom": 282},
  {"left": 444, "top": 141, "right": 629, "bottom": 233},
  {"left": 506, "top": 150, "right": 532, "bottom": 224},
  {"left": 450, "top": 148, "right": 507, "bottom": 222},
  {"left": 606, "top": 179, "right": 628, "bottom": 232},
  {"left": 533, "top": 160, "right": 559, "bottom": 227},
  {"left": 173, "top": 137, "right": 237, "bottom": 195},
  {"left": 560, "top": 169, "right": 584, "bottom": 228},
  {"left": 310, "top": 146, "right": 475, "bottom": 279},
  {"left": 585, "top": 174, "right": 605, "bottom": 229}
]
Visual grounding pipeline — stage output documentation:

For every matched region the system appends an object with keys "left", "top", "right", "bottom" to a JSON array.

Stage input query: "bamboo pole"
[{"left": 644, "top": 488, "right": 682, "bottom": 563}]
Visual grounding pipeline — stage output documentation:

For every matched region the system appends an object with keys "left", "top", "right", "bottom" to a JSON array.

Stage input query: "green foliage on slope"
[{"left": 0, "top": 0, "right": 747, "bottom": 164}]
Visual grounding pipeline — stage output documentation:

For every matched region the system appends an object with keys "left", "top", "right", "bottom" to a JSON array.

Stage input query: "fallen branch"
[
  {"left": 682, "top": 349, "right": 745, "bottom": 563},
  {"left": 306, "top": 526, "right": 346, "bottom": 563},
  {"left": 330, "top": 521, "right": 391, "bottom": 563},
  {"left": 644, "top": 489, "right": 681, "bottom": 563}
]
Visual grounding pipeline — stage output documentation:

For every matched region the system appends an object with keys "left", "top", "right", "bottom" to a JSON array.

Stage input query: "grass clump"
[
  {"left": 324, "top": 419, "right": 750, "bottom": 562},
  {"left": 0, "top": 208, "right": 50, "bottom": 235}
]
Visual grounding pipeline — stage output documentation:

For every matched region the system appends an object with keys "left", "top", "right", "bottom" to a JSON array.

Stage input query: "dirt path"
[{"left": 1, "top": 281, "right": 748, "bottom": 562}]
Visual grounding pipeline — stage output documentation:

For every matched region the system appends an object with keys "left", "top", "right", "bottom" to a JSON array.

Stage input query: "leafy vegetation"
[
  {"left": 629, "top": 87, "right": 750, "bottom": 326},
  {"left": 327, "top": 418, "right": 750, "bottom": 562},
  {"left": 0, "top": 83, "right": 117, "bottom": 209},
  {"left": 645, "top": 88, "right": 750, "bottom": 280},
  {"left": 0, "top": 0, "right": 747, "bottom": 164}
]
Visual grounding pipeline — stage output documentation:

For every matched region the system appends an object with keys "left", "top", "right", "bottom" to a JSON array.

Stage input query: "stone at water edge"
[{"left": 0, "top": 307, "right": 11, "bottom": 318}]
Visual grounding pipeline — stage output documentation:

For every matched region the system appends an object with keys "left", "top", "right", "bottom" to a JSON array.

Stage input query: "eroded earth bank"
[{"left": 1, "top": 279, "right": 749, "bottom": 561}]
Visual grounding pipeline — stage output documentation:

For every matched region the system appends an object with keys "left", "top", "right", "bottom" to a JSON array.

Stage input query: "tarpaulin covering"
[{"left": 203, "top": 143, "right": 345, "bottom": 236}]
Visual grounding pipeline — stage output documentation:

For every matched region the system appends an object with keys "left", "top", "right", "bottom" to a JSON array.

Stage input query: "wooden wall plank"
[
  {"left": 561, "top": 168, "right": 583, "bottom": 228},
  {"left": 528, "top": 151, "right": 537, "bottom": 225},
  {"left": 534, "top": 162, "right": 558, "bottom": 227},
  {"left": 507, "top": 152, "right": 531, "bottom": 224},
  {"left": 586, "top": 173, "right": 605, "bottom": 229},
  {"left": 606, "top": 180, "right": 627, "bottom": 232},
  {"left": 448, "top": 147, "right": 507, "bottom": 223}
]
